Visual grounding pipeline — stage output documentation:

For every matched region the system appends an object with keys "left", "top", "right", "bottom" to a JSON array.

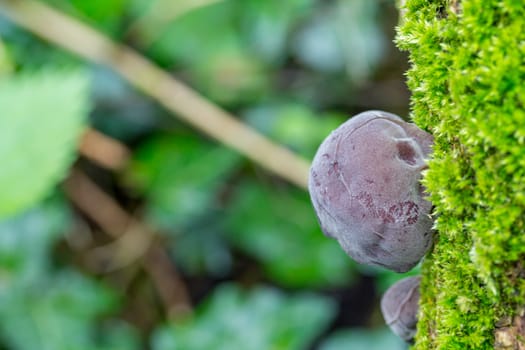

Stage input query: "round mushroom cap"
[
  {"left": 381, "top": 276, "right": 420, "bottom": 342},
  {"left": 308, "top": 110, "right": 434, "bottom": 272}
]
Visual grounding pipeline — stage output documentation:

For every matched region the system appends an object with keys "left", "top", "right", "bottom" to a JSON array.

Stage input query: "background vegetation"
[{"left": 0, "top": 0, "right": 415, "bottom": 348}]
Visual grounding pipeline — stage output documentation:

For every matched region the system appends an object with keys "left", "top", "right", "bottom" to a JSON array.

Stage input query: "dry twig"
[
  {"left": 79, "top": 128, "right": 131, "bottom": 170},
  {"left": 64, "top": 169, "right": 192, "bottom": 318}
]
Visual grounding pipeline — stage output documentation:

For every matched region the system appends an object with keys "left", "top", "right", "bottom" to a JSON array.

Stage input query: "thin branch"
[
  {"left": 64, "top": 169, "right": 192, "bottom": 318},
  {"left": 144, "top": 245, "right": 194, "bottom": 320},
  {"left": 64, "top": 168, "right": 130, "bottom": 238},
  {"left": 0, "top": 0, "right": 310, "bottom": 189},
  {"left": 79, "top": 128, "right": 131, "bottom": 170}
]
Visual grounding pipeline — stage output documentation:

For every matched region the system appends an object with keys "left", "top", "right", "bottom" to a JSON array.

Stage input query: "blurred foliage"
[
  {"left": 225, "top": 181, "right": 355, "bottom": 288},
  {"left": 319, "top": 328, "right": 406, "bottom": 350},
  {"left": 244, "top": 103, "right": 344, "bottom": 159},
  {"left": 0, "top": 0, "right": 410, "bottom": 349},
  {"left": 128, "top": 134, "right": 240, "bottom": 231},
  {"left": 0, "top": 199, "right": 140, "bottom": 350},
  {"left": 0, "top": 37, "right": 13, "bottom": 74},
  {"left": 152, "top": 284, "right": 335, "bottom": 350}
]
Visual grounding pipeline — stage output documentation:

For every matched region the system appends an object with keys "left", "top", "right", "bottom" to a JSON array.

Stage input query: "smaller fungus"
[{"left": 380, "top": 276, "right": 421, "bottom": 342}]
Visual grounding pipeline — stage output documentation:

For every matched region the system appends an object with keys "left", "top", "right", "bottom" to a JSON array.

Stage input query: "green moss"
[{"left": 396, "top": 0, "right": 525, "bottom": 348}]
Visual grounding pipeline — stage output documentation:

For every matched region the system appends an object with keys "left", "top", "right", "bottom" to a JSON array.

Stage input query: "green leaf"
[
  {"left": 127, "top": 134, "right": 239, "bottom": 276},
  {"left": 292, "top": 0, "right": 385, "bottom": 82},
  {"left": 128, "top": 133, "right": 239, "bottom": 231},
  {"left": 320, "top": 328, "right": 407, "bottom": 350},
  {"left": 244, "top": 103, "right": 344, "bottom": 158},
  {"left": 0, "top": 70, "right": 89, "bottom": 219},
  {"left": 224, "top": 181, "right": 356, "bottom": 288},
  {"left": 144, "top": 1, "right": 270, "bottom": 105},
  {"left": 146, "top": 1, "right": 237, "bottom": 65},
  {"left": 49, "top": 0, "right": 127, "bottom": 36},
  {"left": 151, "top": 284, "right": 336, "bottom": 350},
  {"left": 0, "top": 196, "right": 68, "bottom": 284},
  {"left": 0, "top": 199, "right": 140, "bottom": 350},
  {"left": 0, "top": 38, "right": 13, "bottom": 75},
  {"left": 0, "top": 270, "right": 120, "bottom": 350},
  {"left": 239, "top": 0, "right": 314, "bottom": 64}
]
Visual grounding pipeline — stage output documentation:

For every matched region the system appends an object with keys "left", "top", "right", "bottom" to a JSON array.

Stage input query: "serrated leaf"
[{"left": 0, "top": 70, "right": 89, "bottom": 219}]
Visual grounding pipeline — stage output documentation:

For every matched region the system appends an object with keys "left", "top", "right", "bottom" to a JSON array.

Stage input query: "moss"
[{"left": 396, "top": 0, "right": 525, "bottom": 348}]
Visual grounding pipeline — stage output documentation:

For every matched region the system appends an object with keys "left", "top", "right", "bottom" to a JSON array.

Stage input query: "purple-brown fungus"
[
  {"left": 308, "top": 110, "right": 433, "bottom": 272},
  {"left": 380, "top": 276, "right": 420, "bottom": 342}
]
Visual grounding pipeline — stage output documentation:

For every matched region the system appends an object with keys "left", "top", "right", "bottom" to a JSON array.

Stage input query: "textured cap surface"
[
  {"left": 308, "top": 110, "right": 434, "bottom": 272},
  {"left": 381, "top": 275, "right": 421, "bottom": 342}
]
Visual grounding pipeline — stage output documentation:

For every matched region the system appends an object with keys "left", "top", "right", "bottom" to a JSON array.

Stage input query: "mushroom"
[
  {"left": 380, "top": 276, "right": 421, "bottom": 342},
  {"left": 308, "top": 110, "right": 434, "bottom": 272}
]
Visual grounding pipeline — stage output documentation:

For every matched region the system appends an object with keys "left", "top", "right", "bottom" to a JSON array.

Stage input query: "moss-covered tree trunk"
[{"left": 396, "top": 0, "right": 525, "bottom": 349}]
